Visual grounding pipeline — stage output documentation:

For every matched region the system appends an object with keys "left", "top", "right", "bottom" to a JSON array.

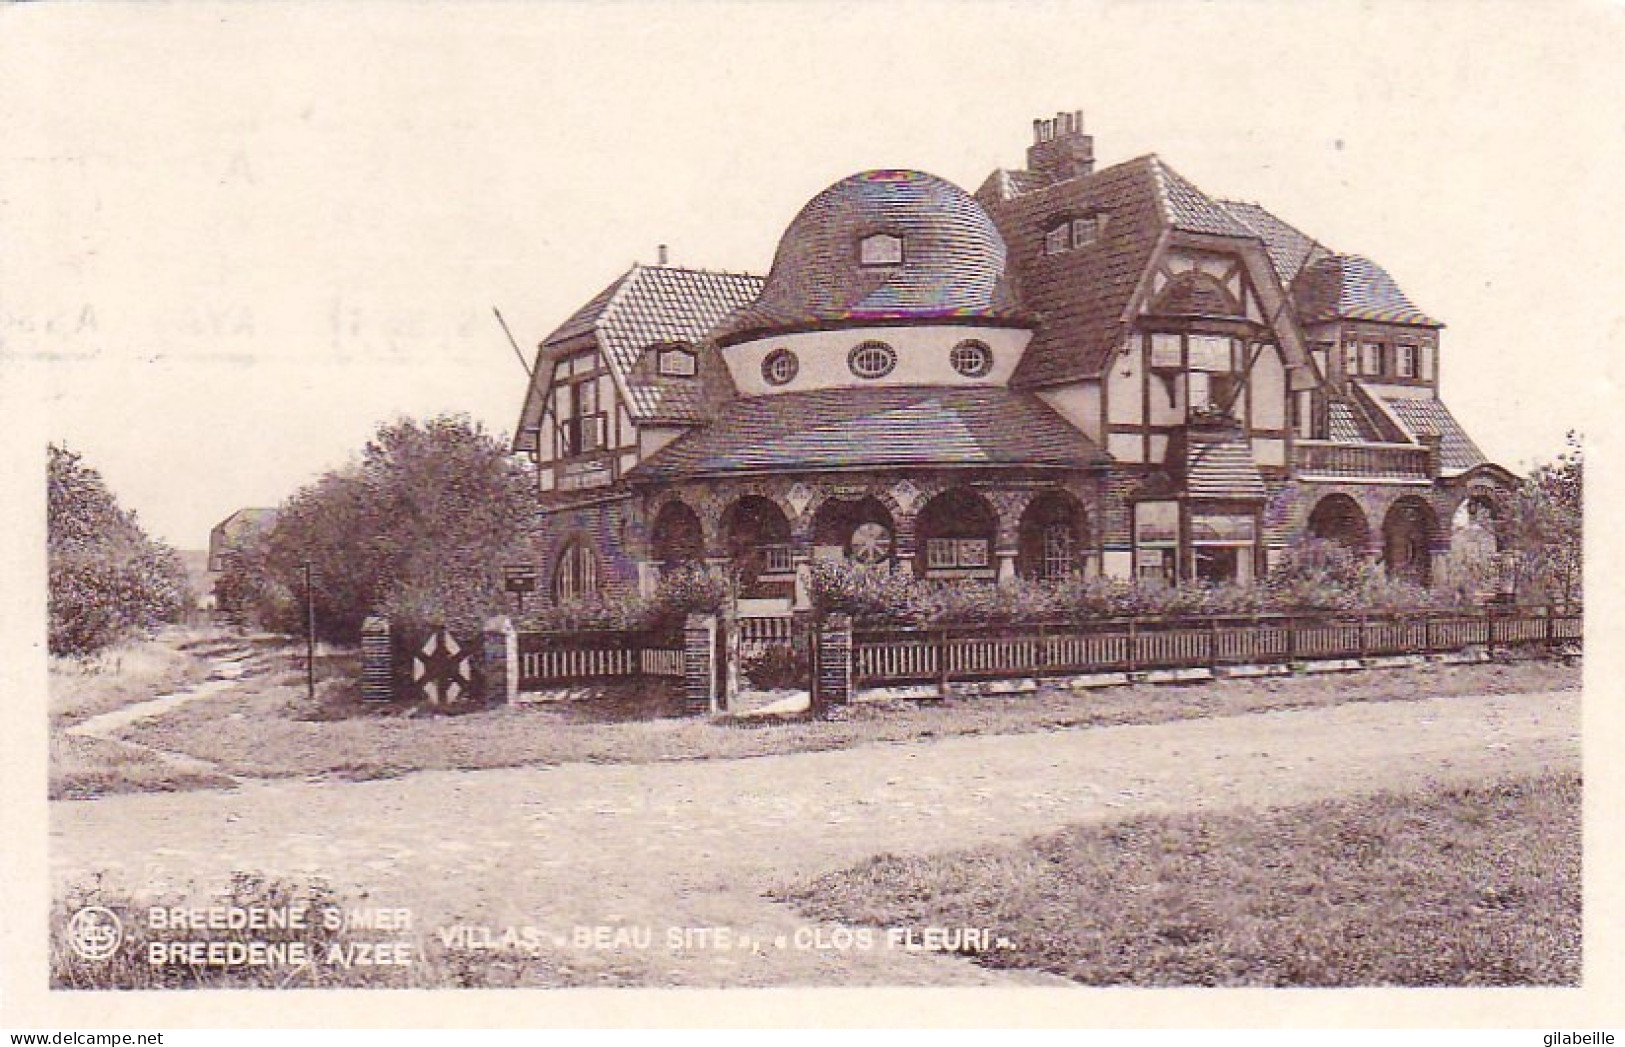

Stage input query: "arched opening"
[
  {"left": 1017, "top": 490, "right": 1090, "bottom": 580},
  {"left": 1383, "top": 496, "right": 1438, "bottom": 587},
  {"left": 1453, "top": 492, "right": 1506, "bottom": 554},
  {"left": 1307, "top": 494, "right": 1371, "bottom": 554},
  {"left": 650, "top": 501, "right": 704, "bottom": 571},
  {"left": 915, "top": 488, "right": 998, "bottom": 579},
  {"left": 723, "top": 496, "right": 794, "bottom": 595},
  {"left": 552, "top": 538, "right": 599, "bottom": 603},
  {"left": 811, "top": 496, "right": 896, "bottom": 567}
]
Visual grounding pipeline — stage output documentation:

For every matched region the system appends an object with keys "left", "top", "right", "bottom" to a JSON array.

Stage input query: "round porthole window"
[
  {"left": 848, "top": 340, "right": 897, "bottom": 379},
  {"left": 849, "top": 522, "right": 893, "bottom": 564},
  {"left": 761, "top": 348, "right": 799, "bottom": 386},
  {"left": 950, "top": 339, "right": 993, "bottom": 378}
]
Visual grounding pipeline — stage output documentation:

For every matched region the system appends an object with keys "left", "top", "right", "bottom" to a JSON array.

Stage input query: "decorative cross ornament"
[{"left": 412, "top": 628, "right": 473, "bottom": 705}]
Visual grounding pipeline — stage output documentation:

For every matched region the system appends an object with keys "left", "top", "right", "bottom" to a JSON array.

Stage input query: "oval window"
[
  {"left": 762, "top": 348, "right": 799, "bottom": 386},
  {"left": 950, "top": 339, "right": 993, "bottom": 378},
  {"left": 848, "top": 340, "right": 897, "bottom": 380}
]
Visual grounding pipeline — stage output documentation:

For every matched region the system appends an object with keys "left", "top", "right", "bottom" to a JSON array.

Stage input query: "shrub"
[
  {"left": 48, "top": 444, "right": 191, "bottom": 656},
  {"left": 741, "top": 643, "right": 810, "bottom": 690}
]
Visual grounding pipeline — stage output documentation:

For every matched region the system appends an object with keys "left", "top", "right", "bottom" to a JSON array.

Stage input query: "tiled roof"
[
  {"left": 1184, "top": 430, "right": 1267, "bottom": 499},
  {"left": 1327, "top": 399, "right": 1376, "bottom": 443},
  {"left": 514, "top": 265, "right": 763, "bottom": 446},
  {"left": 1295, "top": 255, "right": 1441, "bottom": 326},
  {"left": 1220, "top": 200, "right": 1328, "bottom": 287},
  {"left": 980, "top": 155, "right": 1272, "bottom": 389},
  {"left": 979, "top": 156, "right": 1169, "bottom": 388},
  {"left": 712, "top": 170, "right": 1024, "bottom": 344},
  {"left": 1367, "top": 391, "right": 1488, "bottom": 473},
  {"left": 1153, "top": 160, "right": 1255, "bottom": 238},
  {"left": 629, "top": 386, "right": 1107, "bottom": 482}
]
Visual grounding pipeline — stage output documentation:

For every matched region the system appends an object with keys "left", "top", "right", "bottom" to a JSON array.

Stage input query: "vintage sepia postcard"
[{"left": 2, "top": 0, "right": 1621, "bottom": 1033}]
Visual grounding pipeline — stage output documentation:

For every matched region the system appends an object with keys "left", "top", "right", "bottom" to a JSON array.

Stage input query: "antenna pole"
[{"left": 493, "top": 307, "right": 532, "bottom": 377}]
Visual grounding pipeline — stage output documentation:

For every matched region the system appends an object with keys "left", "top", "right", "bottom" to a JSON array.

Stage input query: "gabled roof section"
[
  {"left": 513, "top": 265, "right": 764, "bottom": 448},
  {"left": 980, "top": 155, "right": 1169, "bottom": 388},
  {"left": 983, "top": 154, "right": 1270, "bottom": 389},
  {"left": 1295, "top": 255, "right": 1441, "bottom": 327},
  {"left": 1363, "top": 387, "right": 1488, "bottom": 474},
  {"left": 1151, "top": 159, "right": 1255, "bottom": 238},
  {"left": 629, "top": 386, "right": 1107, "bottom": 483},
  {"left": 1219, "top": 200, "right": 1329, "bottom": 287}
]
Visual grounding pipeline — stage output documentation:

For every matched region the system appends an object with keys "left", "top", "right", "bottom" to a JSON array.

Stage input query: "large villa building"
[{"left": 512, "top": 112, "right": 1513, "bottom": 610}]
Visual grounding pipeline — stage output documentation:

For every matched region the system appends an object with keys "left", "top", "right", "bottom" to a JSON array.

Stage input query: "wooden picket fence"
[
  {"left": 853, "top": 606, "right": 1581, "bottom": 688},
  {"left": 517, "top": 628, "right": 685, "bottom": 689}
]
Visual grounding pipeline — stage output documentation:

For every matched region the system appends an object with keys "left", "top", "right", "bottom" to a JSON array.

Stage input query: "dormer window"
[
  {"left": 1045, "top": 212, "right": 1107, "bottom": 255},
  {"left": 1071, "top": 214, "right": 1104, "bottom": 247},
  {"left": 859, "top": 233, "right": 903, "bottom": 266},
  {"left": 656, "top": 344, "right": 697, "bottom": 377}
]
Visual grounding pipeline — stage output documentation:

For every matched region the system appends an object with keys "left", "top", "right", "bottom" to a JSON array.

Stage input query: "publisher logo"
[{"left": 66, "top": 905, "right": 124, "bottom": 962}]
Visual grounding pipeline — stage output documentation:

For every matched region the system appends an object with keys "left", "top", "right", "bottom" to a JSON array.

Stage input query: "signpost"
[
  {"left": 504, "top": 564, "right": 538, "bottom": 615},
  {"left": 303, "top": 560, "right": 316, "bottom": 704}
]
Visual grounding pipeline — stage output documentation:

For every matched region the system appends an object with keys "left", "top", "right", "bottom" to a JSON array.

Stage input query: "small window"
[
  {"left": 1044, "top": 222, "right": 1070, "bottom": 255},
  {"left": 657, "top": 345, "right": 696, "bottom": 377},
  {"left": 1071, "top": 215, "right": 1101, "bottom": 248},
  {"left": 859, "top": 233, "right": 903, "bottom": 266},
  {"left": 849, "top": 340, "right": 897, "bottom": 379},
  {"left": 1419, "top": 343, "right": 1436, "bottom": 381},
  {"left": 1343, "top": 342, "right": 1360, "bottom": 377},
  {"left": 1361, "top": 341, "right": 1383, "bottom": 376},
  {"left": 950, "top": 339, "right": 993, "bottom": 378},
  {"left": 1397, "top": 344, "right": 1418, "bottom": 379},
  {"left": 761, "top": 347, "right": 799, "bottom": 386}
]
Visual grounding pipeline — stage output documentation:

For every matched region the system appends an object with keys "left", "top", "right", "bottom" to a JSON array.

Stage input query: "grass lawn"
[
  {"left": 49, "top": 734, "right": 237, "bottom": 801},
  {"left": 48, "top": 627, "right": 231, "bottom": 729},
  {"left": 782, "top": 773, "right": 1581, "bottom": 986},
  {"left": 117, "top": 654, "right": 1579, "bottom": 782}
]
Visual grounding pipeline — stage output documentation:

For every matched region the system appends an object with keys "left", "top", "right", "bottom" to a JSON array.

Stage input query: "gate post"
[
  {"left": 816, "top": 613, "right": 853, "bottom": 707},
  {"left": 361, "top": 615, "right": 393, "bottom": 702},
  {"left": 683, "top": 614, "right": 719, "bottom": 715},
  {"left": 482, "top": 616, "right": 518, "bottom": 705}
]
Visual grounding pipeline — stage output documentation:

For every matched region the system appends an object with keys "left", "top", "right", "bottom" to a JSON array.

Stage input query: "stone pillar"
[
  {"left": 361, "top": 615, "right": 393, "bottom": 702},
  {"left": 792, "top": 554, "right": 813, "bottom": 611},
  {"left": 683, "top": 613, "right": 719, "bottom": 715},
  {"left": 996, "top": 548, "right": 1018, "bottom": 584},
  {"left": 481, "top": 616, "right": 518, "bottom": 705},
  {"left": 815, "top": 613, "right": 853, "bottom": 707}
]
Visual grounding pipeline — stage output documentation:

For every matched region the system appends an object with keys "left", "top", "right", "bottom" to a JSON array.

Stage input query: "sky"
[{"left": 4, "top": 1, "right": 1623, "bottom": 550}]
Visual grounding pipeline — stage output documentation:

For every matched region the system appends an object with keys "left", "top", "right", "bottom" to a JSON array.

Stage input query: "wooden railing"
[
  {"left": 853, "top": 607, "right": 1580, "bottom": 688},
  {"left": 517, "top": 628, "right": 684, "bottom": 688},
  {"left": 1295, "top": 440, "right": 1431, "bottom": 479}
]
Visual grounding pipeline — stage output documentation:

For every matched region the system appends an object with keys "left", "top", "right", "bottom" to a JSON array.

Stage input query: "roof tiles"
[{"left": 629, "top": 386, "right": 1107, "bottom": 482}]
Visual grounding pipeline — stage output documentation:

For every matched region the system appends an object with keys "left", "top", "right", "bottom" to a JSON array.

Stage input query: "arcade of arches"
[{"left": 638, "top": 480, "right": 1095, "bottom": 607}]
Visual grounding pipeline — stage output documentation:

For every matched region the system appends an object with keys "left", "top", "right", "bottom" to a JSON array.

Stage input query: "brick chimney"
[{"left": 1026, "top": 110, "right": 1095, "bottom": 183}]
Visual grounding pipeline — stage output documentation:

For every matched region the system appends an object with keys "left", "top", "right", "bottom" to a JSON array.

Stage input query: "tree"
[
  {"left": 242, "top": 414, "right": 539, "bottom": 642},
  {"left": 47, "top": 444, "right": 191, "bottom": 655},
  {"left": 1504, "top": 432, "right": 1583, "bottom": 607}
]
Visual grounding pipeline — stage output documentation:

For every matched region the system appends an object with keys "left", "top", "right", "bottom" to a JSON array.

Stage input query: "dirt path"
[
  {"left": 50, "top": 687, "right": 1578, "bottom": 987},
  {"left": 63, "top": 645, "right": 257, "bottom": 780}
]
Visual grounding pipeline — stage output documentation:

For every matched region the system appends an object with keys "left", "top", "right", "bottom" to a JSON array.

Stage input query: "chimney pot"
[
  {"left": 1032, "top": 118, "right": 1043, "bottom": 144},
  {"left": 657, "top": 243, "right": 668, "bottom": 265}
]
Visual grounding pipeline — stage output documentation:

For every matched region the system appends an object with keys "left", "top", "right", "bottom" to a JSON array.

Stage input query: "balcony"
[{"left": 1294, "top": 439, "right": 1431, "bottom": 481}]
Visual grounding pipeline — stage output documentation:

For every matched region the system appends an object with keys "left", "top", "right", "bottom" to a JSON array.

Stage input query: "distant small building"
[{"left": 207, "top": 507, "right": 278, "bottom": 573}]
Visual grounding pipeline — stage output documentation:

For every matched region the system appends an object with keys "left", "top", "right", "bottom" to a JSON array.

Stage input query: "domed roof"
[{"left": 711, "top": 169, "right": 1025, "bottom": 344}]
